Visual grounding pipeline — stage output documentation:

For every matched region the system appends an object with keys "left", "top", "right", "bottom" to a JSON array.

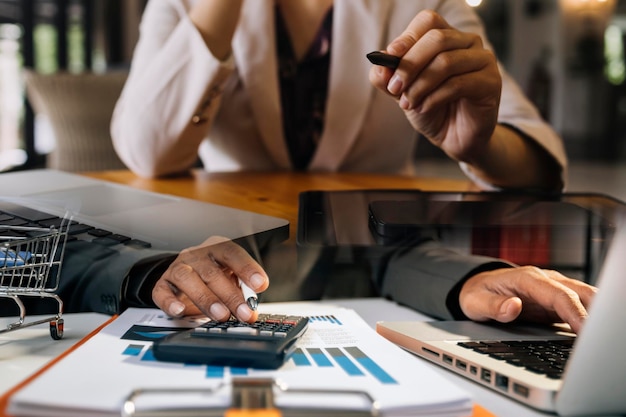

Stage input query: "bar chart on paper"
[
  {"left": 118, "top": 312, "right": 398, "bottom": 384},
  {"left": 8, "top": 303, "right": 474, "bottom": 417}
]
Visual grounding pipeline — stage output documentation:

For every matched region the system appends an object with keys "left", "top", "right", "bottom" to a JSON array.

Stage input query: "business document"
[{"left": 7, "top": 303, "right": 473, "bottom": 417}]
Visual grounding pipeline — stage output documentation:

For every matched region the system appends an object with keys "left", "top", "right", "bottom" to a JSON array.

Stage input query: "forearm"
[
  {"left": 463, "top": 124, "right": 564, "bottom": 191},
  {"left": 54, "top": 241, "right": 175, "bottom": 315},
  {"left": 111, "top": 18, "right": 235, "bottom": 178},
  {"left": 380, "top": 240, "right": 513, "bottom": 320},
  {"left": 189, "top": 0, "right": 243, "bottom": 60}
]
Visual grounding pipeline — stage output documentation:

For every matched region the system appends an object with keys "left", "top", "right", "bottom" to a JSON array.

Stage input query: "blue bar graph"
[
  {"left": 326, "top": 348, "right": 364, "bottom": 376},
  {"left": 230, "top": 367, "right": 249, "bottom": 375},
  {"left": 206, "top": 366, "right": 224, "bottom": 378},
  {"left": 141, "top": 347, "right": 156, "bottom": 361},
  {"left": 122, "top": 344, "right": 144, "bottom": 356},
  {"left": 122, "top": 340, "right": 393, "bottom": 385},
  {"left": 345, "top": 346, "right": 397, "bottom": 384},
  {"left": 308, "top": 315, "right": 343, "bottom": 325},
  {"left": 292, "top": 348, "right": 311, "bottom": 366},
  {"left": 306, "top": 348, "right": 333, "bottom": 367}
]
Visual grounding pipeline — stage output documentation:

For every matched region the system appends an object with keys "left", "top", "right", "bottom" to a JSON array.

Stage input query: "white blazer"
[{"left": 111, "top": 0, "right": 566, "bottom": 184}]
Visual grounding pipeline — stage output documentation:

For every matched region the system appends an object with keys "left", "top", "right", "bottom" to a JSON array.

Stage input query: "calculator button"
[
  {"left": 264, "top": 315, "right": 285, "bottom": 324},
  {"left": 192, "top": 327, "right": 209, "bottom": 334},
  {"left": 226, "top": 326, "right": 259, "bottom": 335},
  {"left": 282, "top": 316, "right": 301, "bottom": 325}
]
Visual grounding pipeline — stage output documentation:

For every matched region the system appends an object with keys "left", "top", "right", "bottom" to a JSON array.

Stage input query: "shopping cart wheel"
[{"left": 50, "top": 318, "right": 64, "bottom": 340}]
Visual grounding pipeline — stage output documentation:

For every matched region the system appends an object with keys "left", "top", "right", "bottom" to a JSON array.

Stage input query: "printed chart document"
[{"left": 7, "top": 303, "right": 473, "bottom": 417}]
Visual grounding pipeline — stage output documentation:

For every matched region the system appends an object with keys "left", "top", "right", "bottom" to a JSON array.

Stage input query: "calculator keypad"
[{"left": 191, "top": 314, "right": 308, "bottom": 339}]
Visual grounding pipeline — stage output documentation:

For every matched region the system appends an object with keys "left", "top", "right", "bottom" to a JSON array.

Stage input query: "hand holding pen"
[
  {"left": 152, "top": 236, "right": 268, "bottom": 323},
  {"left": 366, "top": 10, "right": 503, "bottom": 174},
  {"left": 239, "top": 278, "right": 258, "bottom": 311}
]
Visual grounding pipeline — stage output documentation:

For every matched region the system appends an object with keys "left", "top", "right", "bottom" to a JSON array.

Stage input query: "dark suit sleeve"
[
  {"left": 380, "top": 239, "right": 514, "bottom": 320},
  {"left": 55, "top": 240, "right": 176, "bottom": 315}
]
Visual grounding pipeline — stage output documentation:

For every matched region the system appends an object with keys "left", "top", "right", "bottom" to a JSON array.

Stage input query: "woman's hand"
[
  {"left": 152, "top": 236, "right": 269, "bottom": 323},
  {"left": 459, "top": 266, "right": 597, "bottom": 333},
  {"left": 369, "top": 10, "right": 501, "bottom": 163},
  {"left": 369, "top": 10, "right": 563, "bottom": 190}
]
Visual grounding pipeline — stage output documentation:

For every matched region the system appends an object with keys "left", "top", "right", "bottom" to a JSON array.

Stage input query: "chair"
[{"left": 23, "top": 69, "right": 128, "bottom": 172}]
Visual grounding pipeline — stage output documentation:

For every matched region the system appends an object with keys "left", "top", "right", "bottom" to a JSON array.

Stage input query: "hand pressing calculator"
[{"left": 152, "top": 314, "right": 309, "bottom": 369}]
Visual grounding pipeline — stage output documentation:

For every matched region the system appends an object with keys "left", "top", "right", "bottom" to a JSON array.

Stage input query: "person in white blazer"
[
  {"left": 111, "top": 0, "right": 566, "bottom": 191},
  {"left": 107, "top": 1, "right": 592, "bottom": 332}
]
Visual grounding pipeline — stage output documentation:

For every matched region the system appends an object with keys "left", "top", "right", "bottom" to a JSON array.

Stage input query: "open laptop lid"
[
  {"left": 555, "top": 213, "right": 626, "bottom": 416},
  {"left": 0, "top": 169, "right": 288, "bottom": 251}
]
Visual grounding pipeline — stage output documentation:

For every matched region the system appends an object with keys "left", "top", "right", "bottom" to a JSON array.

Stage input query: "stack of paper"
[{"left": 7, "top": 302, "right": 473, "bottom": 416}]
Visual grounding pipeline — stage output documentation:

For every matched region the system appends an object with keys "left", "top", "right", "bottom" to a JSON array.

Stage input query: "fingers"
[
  {"left": 369, "top": 10, "right": 451, "bottom": 93},
  {"left": 459, "top": 266, "right": 597, "bottom": 333},
  {"left": 387, "top": 10, "right": 453, "bottom": 58},
  {"left": 206, "top": 238, "right": 269, "bottom": 294},
  {"left": 398, "top": 47, "right": 499, "bottom": 113},
  {"left": 537, "top": 269, "right": 597, "bottom": 333},
  {"left": 389, "top": 30, "right": 485, "bottom": 100},
  {"left": 370, "top": 10, "right": 495, "bottom": 103},
  {"left": 461, "top": 288, "right": 523, "bottom": 324},
  {"left": 152, "top": 266, "right": 204, "bottom": 317},
  {"left": 368, "top": 10, "right": 501, "bottom": 156},
  {"left": 152, "top": 237, "right": 268, "bottom": 323}
]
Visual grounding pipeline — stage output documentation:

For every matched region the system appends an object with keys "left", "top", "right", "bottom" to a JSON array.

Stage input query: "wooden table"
[
  {"left": 83, "top": 170, "right": 473, "bottom": 301},
  {"left": 0, "top": 171, "right": 600, "bottom": 417},
  {"left": 84, "top": 170, "right": 473, "bottom": 241}
]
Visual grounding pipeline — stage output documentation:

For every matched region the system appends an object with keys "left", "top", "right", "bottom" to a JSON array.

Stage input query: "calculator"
[{"left": 152, "top": 314, "right": 309, "bottom": 369}]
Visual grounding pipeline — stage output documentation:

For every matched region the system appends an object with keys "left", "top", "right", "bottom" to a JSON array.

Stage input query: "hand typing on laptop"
[{"left": 458, "top": 266, "right": 596, "bottom": 334}]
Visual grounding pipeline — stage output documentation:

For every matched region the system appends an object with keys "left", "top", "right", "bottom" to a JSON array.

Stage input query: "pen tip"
[{"left": 247, "top": 297, "right": 258, "bottom": 311}]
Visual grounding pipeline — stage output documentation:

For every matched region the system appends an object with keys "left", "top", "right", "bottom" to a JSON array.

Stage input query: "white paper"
[{"left": 8, "top": 302, "right": 473, "bottom": 417}]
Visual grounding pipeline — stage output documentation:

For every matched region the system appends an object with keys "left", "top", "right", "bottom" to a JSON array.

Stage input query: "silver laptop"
[
  {"left": 377, "top": 215, "right": 626, "bottom": 416},
  {"left": 0, "top": 169, "right": 288, "bottom": 251}
]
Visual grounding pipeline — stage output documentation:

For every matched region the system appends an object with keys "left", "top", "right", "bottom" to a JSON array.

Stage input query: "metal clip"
[
  {"left": 226, "top": 378, "right": 281, "bottom": 417},
  {"left": 121, "top": 378, "right": 379, "bottom": 417}
]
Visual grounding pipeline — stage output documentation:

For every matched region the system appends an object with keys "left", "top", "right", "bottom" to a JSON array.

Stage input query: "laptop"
[
  {"left": 0, "top": 169, "right": 288, "bottom": 251},
  {"left": 376, "top": 214, "right": 626, "bottom": 416}
]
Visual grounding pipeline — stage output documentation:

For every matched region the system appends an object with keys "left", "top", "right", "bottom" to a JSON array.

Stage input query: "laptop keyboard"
[
  {"left": 458, "top": 339, "right": 575, "bottom": 379},
  {"left": 0, "top": 201, "right": 152, "bottom": 248}
]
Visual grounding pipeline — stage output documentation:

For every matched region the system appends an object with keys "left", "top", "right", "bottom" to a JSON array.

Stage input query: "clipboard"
[
  {"left": 121, "top": 378, "right": 495, "bottom": 417},
  {"left": 0, "top": 315, "right": 117, "bottom": 417},
  {"left": 122, "top": 377, "right": 378, "bottom": 417},
  {"left": 1, "top": 306, "right": 496, "bottom": 417}
]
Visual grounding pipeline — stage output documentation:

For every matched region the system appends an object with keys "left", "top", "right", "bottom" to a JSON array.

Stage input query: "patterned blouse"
[{"left": 276, "top": 6, "right": 333, "bottom": 170}]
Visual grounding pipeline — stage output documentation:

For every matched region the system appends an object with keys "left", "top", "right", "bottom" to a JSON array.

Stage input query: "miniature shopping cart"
[{"left": 0, "top": 217, "right": 70, "bottom": 340}]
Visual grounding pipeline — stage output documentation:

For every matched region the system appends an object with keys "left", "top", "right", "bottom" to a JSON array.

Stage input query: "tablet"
[{"left": 297, "top": 189, "right": 625, "bottom": 285}]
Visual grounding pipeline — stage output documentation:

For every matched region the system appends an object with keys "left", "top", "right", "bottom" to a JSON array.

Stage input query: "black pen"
[{"left": 366, "top": 51, "right": 401, "bottom": 70}]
